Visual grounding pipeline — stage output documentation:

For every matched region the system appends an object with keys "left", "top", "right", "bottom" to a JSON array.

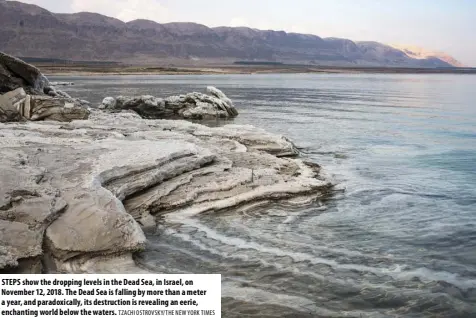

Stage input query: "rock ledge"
[
  {"left": 0, "top": 110, "right": 331, "bottom": 273},
  {"left": 101, "top": 86, "right": 238, "bottom": 120}
]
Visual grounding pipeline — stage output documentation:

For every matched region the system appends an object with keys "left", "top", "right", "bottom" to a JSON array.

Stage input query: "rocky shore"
[
  {"left": 0, "top": 52, "right": 90, "bottom": 122},
  {"left": 0, "top": 53, "right": 332, "bottom": 274},
  {"left": 100, "top": 86, "right": 238, "bottom": 120}
]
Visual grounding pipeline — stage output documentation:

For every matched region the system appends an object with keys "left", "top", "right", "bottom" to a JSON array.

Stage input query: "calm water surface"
[{"left": 52, "top": 74, "right": 476, "bottom": 317}]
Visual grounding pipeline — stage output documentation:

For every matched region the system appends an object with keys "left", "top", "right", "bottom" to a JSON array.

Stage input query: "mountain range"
[{"left": 0, "top": 0, "right": 464, "bottom": 67}]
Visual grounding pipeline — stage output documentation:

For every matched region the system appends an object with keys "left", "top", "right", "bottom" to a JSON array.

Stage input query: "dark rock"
[
  {"left": 0, "top": 52, "right": 90, "bottom": 123},
  {"left": 0, "top": 51, "right": 49, "bottom": 94}
]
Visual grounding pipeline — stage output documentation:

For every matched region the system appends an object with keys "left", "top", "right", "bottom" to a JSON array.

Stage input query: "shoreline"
[
  {"left": 37, "top": 65, "right": 476, "bottom": 77},
  {"left": 0, "top": 109, "right": 333, "bottom": 274},
  {"left": 0, "top": 50, "right": 333, "bottom": 274}
]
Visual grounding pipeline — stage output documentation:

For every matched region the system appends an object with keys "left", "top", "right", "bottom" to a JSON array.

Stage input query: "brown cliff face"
[{"left": 0, "top": 1, "right": 461, "bottom": 67}]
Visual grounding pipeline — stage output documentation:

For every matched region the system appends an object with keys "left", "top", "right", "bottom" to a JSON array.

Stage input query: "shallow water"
[{"left": 52, "top": 73, "right": 476, "bottom": 317}]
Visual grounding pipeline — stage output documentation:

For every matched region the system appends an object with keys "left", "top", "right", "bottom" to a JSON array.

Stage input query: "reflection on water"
[{"left": 52, "top": 74, "right": 476, "bottom": 317}]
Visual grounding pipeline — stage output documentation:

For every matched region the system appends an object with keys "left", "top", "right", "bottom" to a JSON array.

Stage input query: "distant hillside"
[
  {"left": 389, "top": 44, "right": 464, "bottom": 67},
  {"left": 0, "top": 0, "right": 462, "bottom": 67}
]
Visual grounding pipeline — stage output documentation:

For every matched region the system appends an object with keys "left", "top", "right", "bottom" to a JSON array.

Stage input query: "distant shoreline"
[{"left": 36, "top": 64, "right": 476, "bottom": 76}]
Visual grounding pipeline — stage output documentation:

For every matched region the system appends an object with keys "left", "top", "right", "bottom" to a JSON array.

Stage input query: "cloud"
[{"left": 71, "top": 0, "right": 170, "bottom": 22}]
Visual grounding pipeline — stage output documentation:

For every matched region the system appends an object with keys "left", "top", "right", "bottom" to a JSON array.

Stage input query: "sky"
[{"left": 18, "top": 0, "right": 476, "bottom": 66}]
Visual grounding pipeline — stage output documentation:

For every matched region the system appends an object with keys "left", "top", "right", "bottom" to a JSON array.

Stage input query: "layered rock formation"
[
  {"left": 101, "top": 86, "right": 238, "bottom": 119},
  {"left": 0, "top": 52, "right": 90, "bottom": 122},
  {"left": 0, "top": 87, "right": 90, "bottom": 122},
  {"left": 0, "top": 51, "right": 331, "bottom": 274},
  {"left": 0, "top": 110, "right": 331, "bottom": 274}
]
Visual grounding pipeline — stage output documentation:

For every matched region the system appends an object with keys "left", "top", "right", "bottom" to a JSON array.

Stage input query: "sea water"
[{"left": 53, "top": 73, "right": 476, "bottom": 317}]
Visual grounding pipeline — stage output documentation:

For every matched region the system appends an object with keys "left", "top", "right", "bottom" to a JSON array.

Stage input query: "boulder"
[
  {"left": 207, "top": 86, "right": 238, "bottom": 116},
  {"left": 0, "top": 89, "right": 90, "bottom": 122},
  {"left": 0, "top": 88, "right": 27, "bottom": 122},
  {"left": 100, "top": 97, "right": 116, "bottom": 109},
  {"left": 29, "top": 95, "right": 90, "bottom": 121},
  {"left": 101, "top": 86, "right": 239, "bottom": 120},
  {"left": 0, "top": 52, "right": 91, "bottom": 122},
  {"left": 112, "top": 95, "right": 166, "bottom": 118},
  {"left": 0, "top": 51, "right": 49, "bottom": 94}
]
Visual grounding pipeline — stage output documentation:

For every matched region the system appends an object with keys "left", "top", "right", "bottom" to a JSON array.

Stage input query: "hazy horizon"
[{"left": 13, "top": 0, "right": 476, "bottom": 66}]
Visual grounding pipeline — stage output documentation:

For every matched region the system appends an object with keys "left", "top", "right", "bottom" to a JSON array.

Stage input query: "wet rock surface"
[
  {"left": 0, "top": 110, "right": 331, "bottom": 273},
  {"left": 0, "top": 52, "right": 330, "bottom": 274}
]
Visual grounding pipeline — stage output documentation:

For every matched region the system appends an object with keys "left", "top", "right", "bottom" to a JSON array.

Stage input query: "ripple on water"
[{"left": 53, "top": 74, "right": 476, "bottom": 317}]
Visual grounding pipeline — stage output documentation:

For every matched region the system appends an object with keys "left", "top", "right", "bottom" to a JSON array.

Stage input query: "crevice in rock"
[
  {"left": 0, "top": 202, "right": 13, "bottom": 211},
  {"left": 0, "top": 256, "right": 42, "bottom": 274},
  {"left": 101, "top": 152, "right": 198, "bottom": 187},
  {"left": 104, "top": 154, "right": 216, "bottom": 202}
]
